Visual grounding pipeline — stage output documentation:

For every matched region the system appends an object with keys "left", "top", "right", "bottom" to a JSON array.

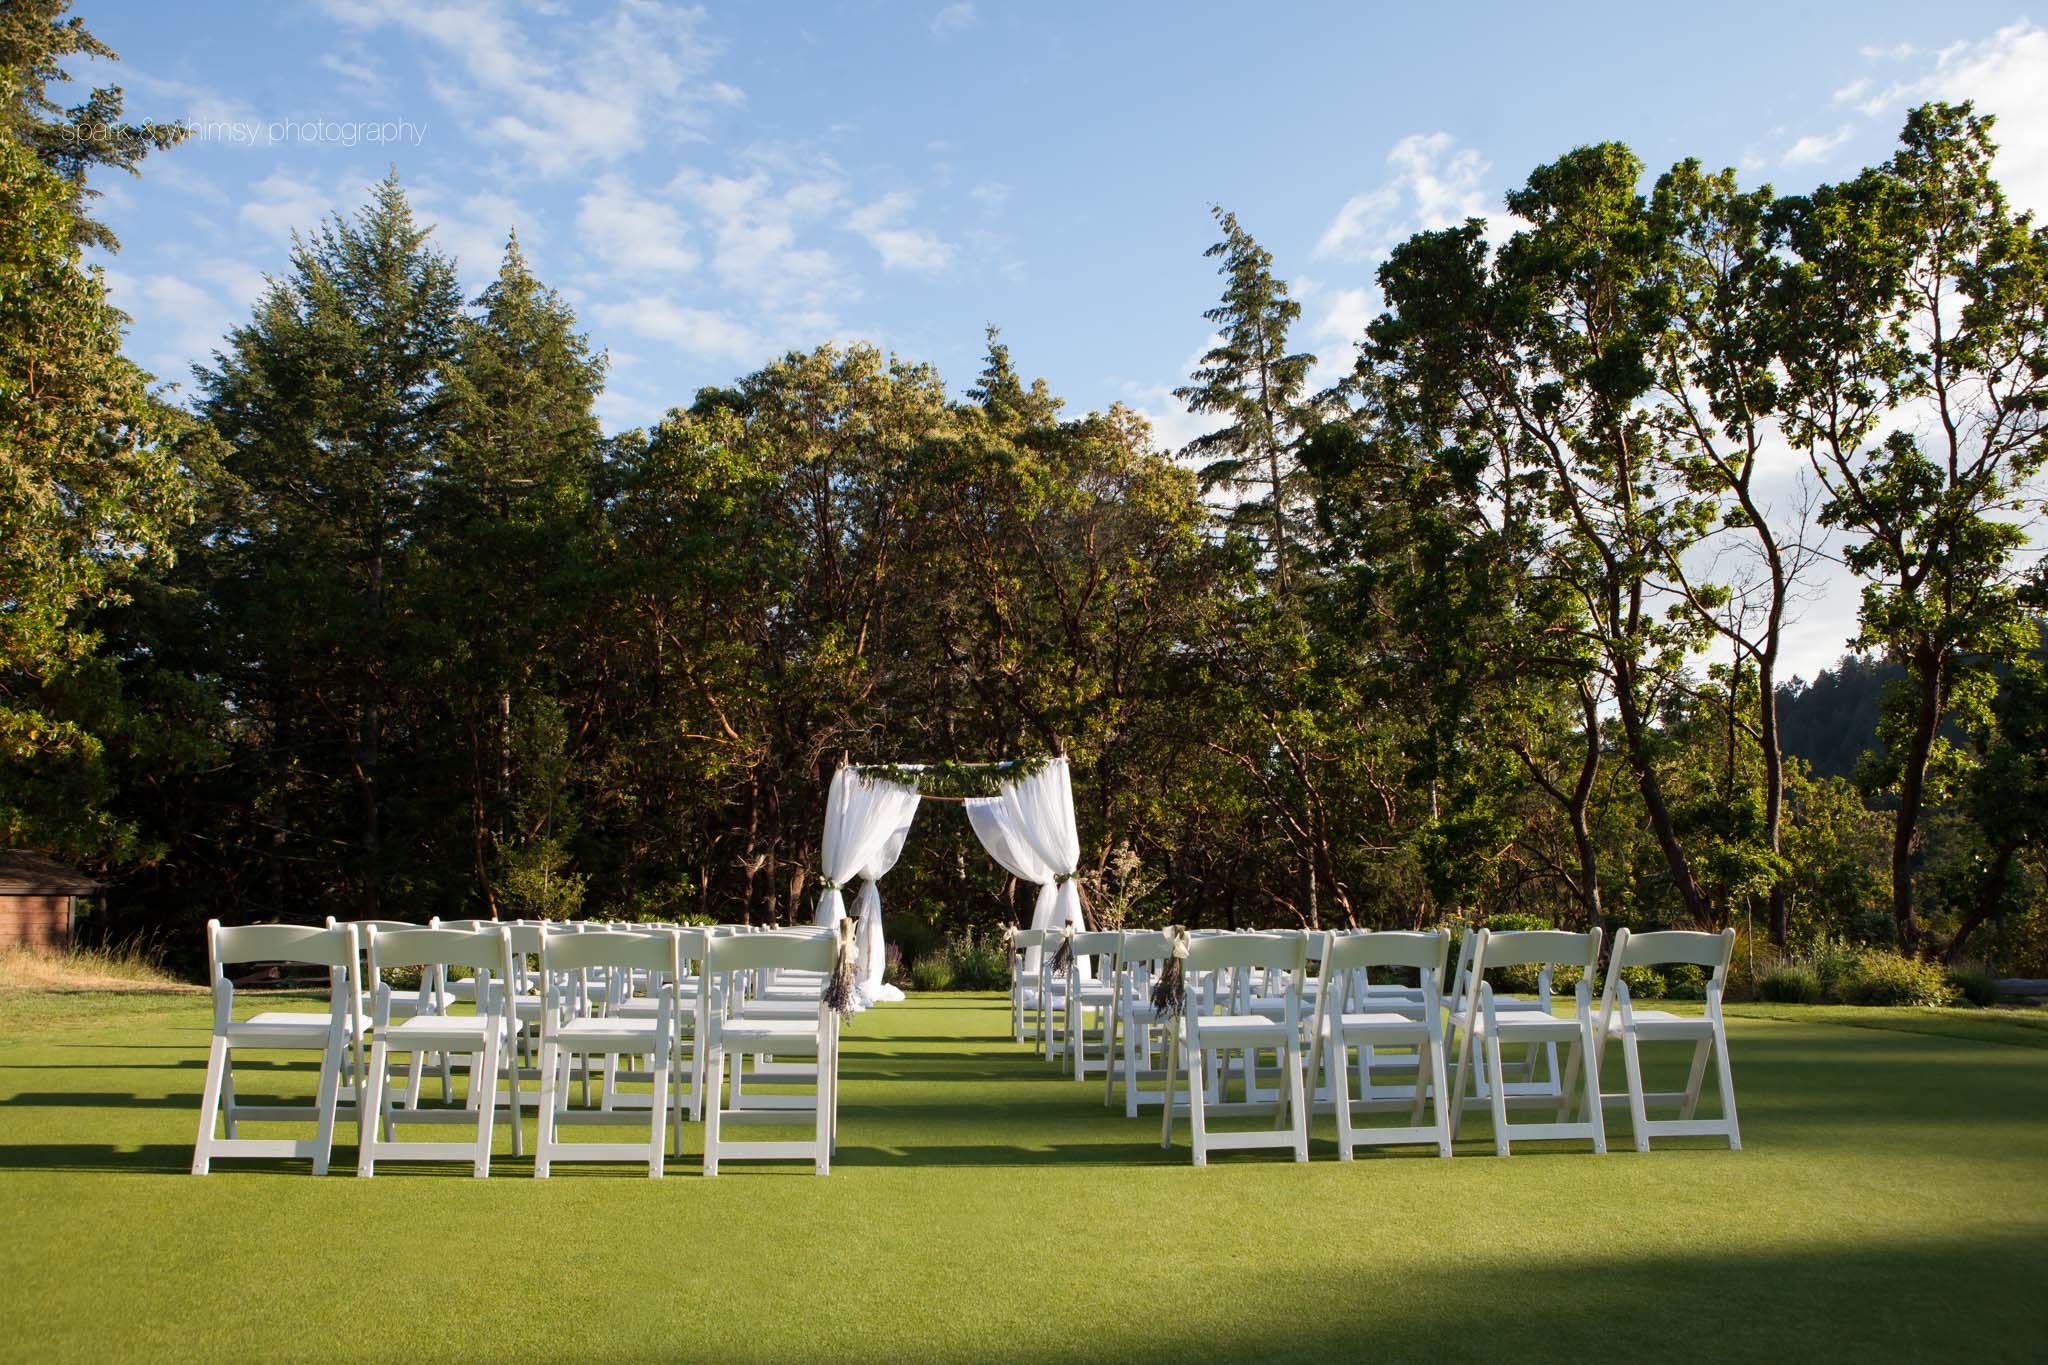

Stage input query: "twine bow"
[
  {"left": 821, "top": 916, "right": 859, "bottom": 1017},
  {"left": 1049, "top": 924, "right": 1074, "bottom": 976},
  {"left": 1150, "top": 926, "right": 1188, "bottom": 1016}
]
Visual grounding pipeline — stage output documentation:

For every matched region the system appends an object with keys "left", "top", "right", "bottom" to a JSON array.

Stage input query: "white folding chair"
[
  {"left": 1305, "top": 930, "right": 1452, "bottom": 1159},
  {"left": 699, "top": 922, "right": 853, "bottom": 1175},
  {"left": 333, "top": 917, "right": 449, "bottom": 1109},
  {"left": 535, "top": 927, "right": 683, "bottom": 1177},
  {"left": 356, "top": 925, "right": 518, "bottom": 1178},
  {"left": 1438, "top": 928, "right": 1563, "bottom": 1101},
  {"left": 1062, "top": 930, "right": 1122, "bottom": 1082},
  {"left": 598, "top": 926, "right": 711, "bottom": 1120},
  {"left": 1447, "top": 928, "right": 1607, "bottom": 1156},
  {"left": 1588, "top": 928, "right": 1742, "bottom": 1151},
  {"left": 1102, "top": 929, "right": 1180, "bottom": 1116},
  {"left": 1008, "top": 928, "right": 1053, "bottom": 1046},
  {"left": 192, "top": 921, "right": 362, "bottom": 1176},
  {"left": 1160, "top": 930, "right": 1310, "bottom": 1165}
]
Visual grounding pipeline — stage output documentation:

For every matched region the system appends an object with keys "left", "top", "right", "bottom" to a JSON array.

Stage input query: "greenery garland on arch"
[{"left": 848, "top": 755, "right": 1055, "bottom": 800}]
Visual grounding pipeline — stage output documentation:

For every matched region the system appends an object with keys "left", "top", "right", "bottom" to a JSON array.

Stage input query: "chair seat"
[
  {"left": 1189, "top": 1013, "right": 1294, "bottom": 1045},
  {"left": 737, "top": 999, "right": 824, "bottom": 1020},
  {"left": 378, "top": 1014, "right": 495, "bottom": 1051},
  {"left": 718, "top": 1018, "right": 823, "bottom": 1053},
  {"left": 1610, "top": 1009, "right": 1708, "bottom": 1039},
  {"left": 227, "top": 1012, "right": 358, "bottom": 1048},
  {"left": 554, "top": 1017, "right": 663, "bottom": 1050},
  {"left": 1332, "top": 1010, "right": 1430, "bottom": 1036},
  {"left": 1473, "top": 1011, "right": 1581, "bottom": 1039}
]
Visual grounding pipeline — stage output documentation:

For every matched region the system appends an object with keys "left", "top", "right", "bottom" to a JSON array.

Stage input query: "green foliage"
[
  {"left": 909, "top": 956, "right": 955, "bottom": 992},
  {"left": 1839, "top": 948, "right": 1955, "bottom": 1008},
  {"left": 1758, "top": 964, "right": 1822, "bottom": 1004},
  {"left": 0, "top": 0, "right": 188, "bottom": 249},
  {"left": 943, "top": 932, "right": 1009, "bottom": 991},
  {"left": 1948, "top": 964, "right": 2002, "bottom": 1009},
  {"left": 0, "top": 133, "right": 201, "bottom": 861}
]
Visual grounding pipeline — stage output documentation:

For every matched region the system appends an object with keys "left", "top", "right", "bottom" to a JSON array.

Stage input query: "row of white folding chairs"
[
  {"left": 191, "top": 919, "right": 853, "bottom": 1178},
  {"left": 1021, "top": 923, "right": 1742, "bottom": 1165}
]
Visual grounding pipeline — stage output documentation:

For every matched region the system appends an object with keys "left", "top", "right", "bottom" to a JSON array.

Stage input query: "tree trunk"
[
  {"left": 1944, "top": 841, "right": 2017, "bottom": 964},
  {"left": 1612, "top": 658, "right": 1712, "bottom": 923},
  {"left": 1570, "top": 683, "right": 1604, "bottom": 928},
  {"left": 1891, "top": 652, "right": 1945, "bottom": 953}
]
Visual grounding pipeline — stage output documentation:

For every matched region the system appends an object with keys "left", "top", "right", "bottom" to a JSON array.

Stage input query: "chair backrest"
[
  {"left": 1475, "top": 928, "right": 1601, "bottom": 974},
  {"left": 1611, "top": 927, "right": 1734, "bottom": 972},
  {"left": 211, "top": 921, "right": 356, "bottom": 971},
  {"left": 1321, "top": 928, "right": 1449, "bottom": 976},
  {"left": 364, "top": 925, "right": 513, "bottom": 978},
  {"left": 703, "top": 927, "right": 837, "bottom": 975},
  {"left": 1183, "top": 931, "right": 1308, "bottom": 976},
  {"left": 541, "top": 926, "right": 679, "bottom": 977}
]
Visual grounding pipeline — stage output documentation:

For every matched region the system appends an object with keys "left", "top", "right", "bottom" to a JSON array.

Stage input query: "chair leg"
[
  {"left": 1714, "top": 1026, "right": 1742, "bottom": 1151},
  {"left": 648, "top": 1041, "right": 670, "bottom": 1179},
  {"left": 311, "top": 1037, "right": 344, "bottom": 1176},
  {"left": 1426, "top": 1033, "right": 1452, "bottom": 1158},
  {"left": 504, "top": 1027, "right": 524, "bottom": 1160},
  {"left": 1577, "top": 1021, "right": 1607, "bottom": 1154},
  {"left": 702, "top": 1047, "right": 724, "bottom": 1177},
  {"left": 1620, "top": 1032, "right": 1651, "bottom": 1152},
  {"left": 535, "top": 1039, "right": 557, "bottom": 1178},
  {"left": 1331, "top": 1032, "right": 1355, "bottom": 1161},
  {"left": 1485, "top": 1037, "right": 1511, "bottom": 1157},
  {"left": 1680, "top": 1039, "right": 1713, "bottom": 1120},
  {"left": 1285, "top": 1038, "right": 1308, "bottom": 1162},
  {"left": 1447, "top": 1025, "right": 1472, "bottom": 1144},
  {"left": 357, "top": 1039, "right": 390, "bottom": 1178},
  {"left": 1159, "top": 1028, "right": 1180, "bottom": 1149},
  {"left": 1188, "top": 1042, "right": 1210, "bottom": 1167},
  {"left": 191, "top": 1035, "right": 230, "bottom": 1176},
  {"left": 472, "top": 1036, "right": 498, "bottom": 1179},
  {"left": 220, "top": 1061, "right": 239, "bottom": 1139}
]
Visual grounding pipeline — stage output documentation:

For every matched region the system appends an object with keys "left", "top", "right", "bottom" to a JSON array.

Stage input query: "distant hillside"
[
  {"left": 1778, "top": 630, "right": 2046, "bottom": 782},
  {"left": 1777, "top": 655, "right": 1895, "bottom": 781}
]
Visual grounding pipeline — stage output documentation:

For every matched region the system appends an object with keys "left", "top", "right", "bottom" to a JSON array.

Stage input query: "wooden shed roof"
[{"left": 0, "top": 852, "right": 101, "bottom": 895}]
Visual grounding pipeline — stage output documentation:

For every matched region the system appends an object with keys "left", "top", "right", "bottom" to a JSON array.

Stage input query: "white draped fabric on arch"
[{"left": 813, "top": 756, "right": 1086, "bottom": 1006}]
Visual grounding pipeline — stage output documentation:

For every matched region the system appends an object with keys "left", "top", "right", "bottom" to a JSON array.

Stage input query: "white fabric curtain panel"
[
  {"left": 965, "top": 795, "right": 1061, "bottom": 973},
  {"left": 814, "top": 767, "right": 923, "bottom": 941},
  {"left": 853, "top": 815, "right": 916, "bottom": 1004},
  {"left": 996, "top": 757, "right": 1084, "bottom": 934}
]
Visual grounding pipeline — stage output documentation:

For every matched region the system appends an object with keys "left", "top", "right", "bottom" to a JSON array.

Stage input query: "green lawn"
[{"left": 1, "top": 989, "right": 2044, "bottom": 1363}]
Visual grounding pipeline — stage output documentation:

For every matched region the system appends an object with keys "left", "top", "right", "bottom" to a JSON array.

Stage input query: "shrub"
[
  {"left": 945, "top": 932, "right": 1009, "bottom": 991},
  {"left": 890, "top": 919, "right": 944, "bottom": 968},
  {"left": 1839, "top": 948, "right": 1954, "bottom": 1008},
  {"left": 1483, "top": 913, "right": 1553, "bottom": 994},
  {"left": 1805, "top": 936, "right": 1865, "bottom": 1002},
  {"left": 1621, "top": 965, "right": 1667, "bottom": 1000},
  {"left": 909, "top": 956, "right": 955, "bottom": 992},
  {"left": 1947, "top": 964, "right": 2002, "bottom": 1009},
  {"left": 1758, "top": 964, "right": 1822, "bottom": 1004},
  {"left": 883, "top": 943, "right": 905, "bottom": 988},
  {"left": 1661, "top": 962, "right": 1707, "bottom": 1001}
]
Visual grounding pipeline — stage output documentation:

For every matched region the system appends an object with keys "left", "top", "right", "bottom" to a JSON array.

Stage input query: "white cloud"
[
  {"left": 1117, "top": 381, "right": 1208, "bottom": 458},
  {"left": 930, "top": 3, "right": 976, "bottom": 36},
  {"left": 970, "top": 181, "right": 1009, "bottom": 211},
  {"left": 1782, "top": 124, "right": 1853, "bottom": 168},
  {"left": 847, "top": 191, "right": 956, "bottom": 272},
  {"left": 318, "top": 52, "right": 381, "bottom": 88},
  {"left": 1830, "top": 77, "right": 1871, "bottom": 107},
  {"left": 238, "top": 172, "right": 344, "bottom": 238},
  {"left": 591, "top": 296, "right": 764, "bottom": 361},
  {"left": 1313, "top": 132, "right": 1505, "bottom": 264},
  {"left": 670, "top": 168, "right": 845, "bottom": 304},
  {"left": 1850, "top": 21, "right": 2048, "bottom": 213},
  {"left": 576, "top": 174, "right": 698, "bottom": 275},
  {"left": 318, "top": 0, "right": 740, "bottom": 176}
]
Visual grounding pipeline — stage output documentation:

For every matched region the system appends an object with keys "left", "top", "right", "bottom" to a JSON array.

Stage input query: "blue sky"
[{"left": 71, "top": 1, "right": 2048, "bottom": 676}]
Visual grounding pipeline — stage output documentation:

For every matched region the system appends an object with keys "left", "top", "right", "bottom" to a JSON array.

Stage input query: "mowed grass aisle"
[{"left": 1, "top": 990, "right": 2045, "bottom": 1363}]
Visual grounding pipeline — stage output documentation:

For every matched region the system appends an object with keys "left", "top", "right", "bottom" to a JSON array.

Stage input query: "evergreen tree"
[
  {"left": 1176, "top": 207, "right": 1318, "bottom": 596},
  {"left": 197, "top": 171, "right": 462, "bottom": 918},
  {"left": 0, "top": 0, "right": 187, "bottom": 249}
]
